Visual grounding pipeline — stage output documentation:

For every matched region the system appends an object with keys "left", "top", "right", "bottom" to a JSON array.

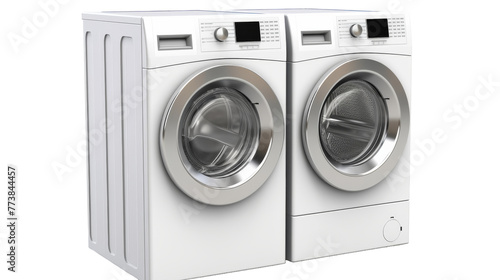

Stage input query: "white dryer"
[
  {"left": 83, "top": 11, "right": 286, "bottom": 280},
  {"left": 244, "top": 9, "right": 411, "bottom": 261},
  {"left": 287, "top": 9, "right": 411, "bottom": 261}
]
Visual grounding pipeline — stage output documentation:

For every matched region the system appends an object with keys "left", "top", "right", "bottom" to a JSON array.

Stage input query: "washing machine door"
[
  {"left": 303, "top": 59, "right": 410, "bottom": 192},
  {"left": 160, "top": 65, "right": 284, "bottom": 205}
]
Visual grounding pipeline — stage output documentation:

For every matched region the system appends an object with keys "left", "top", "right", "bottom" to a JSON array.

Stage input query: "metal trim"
[
  {"left": 302, "top": 59, "right": 410, "bottom": 192},
  {"left": 160, "top": 65, "right": 284, "bottom": 205}
]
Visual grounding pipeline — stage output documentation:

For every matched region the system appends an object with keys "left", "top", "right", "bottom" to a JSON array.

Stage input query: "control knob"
[
  {"left": 214, "top": 27, "right": 229, "bottom": 42},
  {"left": 349, "top": 24, "right": 363, "bottom": 38}
]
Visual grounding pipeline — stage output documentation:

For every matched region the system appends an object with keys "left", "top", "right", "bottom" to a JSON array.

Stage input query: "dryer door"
[
  {"left": 160, "top": 65, "right": 284, "bottom": 205},
  {"left": 303, "top": 59, "right": 410, "bottom": 192}
]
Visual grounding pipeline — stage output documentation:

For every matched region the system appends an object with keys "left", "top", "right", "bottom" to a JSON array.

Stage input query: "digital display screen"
[
  {"left": 234, "top": 22, "right": 261, "bottom": 42},
  {"left": 366, "top": 19, "right": 389, "bottom": 38}
]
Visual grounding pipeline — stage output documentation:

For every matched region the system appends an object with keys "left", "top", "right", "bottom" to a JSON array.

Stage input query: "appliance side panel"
[
  {"left": 84, "top": 19, "right": 146, "bottom": 280},
  {"left": 142, "top": 67, "right": 150, "bottom": 280},
  {"left": 85, "top": 21, "right": 109, "bottom": 256},
  {"left": 285, "top": 61, "right": 294, "bottom": 259}
]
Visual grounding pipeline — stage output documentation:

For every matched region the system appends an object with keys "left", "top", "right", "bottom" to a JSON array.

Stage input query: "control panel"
[
  {"left": 200, "top": 18, "right": 281, "bottom": 52},
  {"left": 337, "top": 16, "right": 406, "bottom": 47}
]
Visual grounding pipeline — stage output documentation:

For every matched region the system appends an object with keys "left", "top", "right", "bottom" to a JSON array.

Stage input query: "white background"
[{"left": 1, "top": 0, "right": 500, "bottom": 280}]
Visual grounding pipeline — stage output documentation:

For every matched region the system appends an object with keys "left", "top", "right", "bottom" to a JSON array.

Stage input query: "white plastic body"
[
  {"left": 287, "top": 54, "right": 411, "bottom": 216},
  {"left": 250, "top": 10, "right": 412, "bottom": 261},
  {"left": 84, "top": 11, "right": 286, "bottom": 280}
]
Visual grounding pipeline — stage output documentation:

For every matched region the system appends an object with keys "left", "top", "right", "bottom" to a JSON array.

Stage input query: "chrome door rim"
[
  {"left": 160, "top": 65, "right": 284, "bottom": 205},
  {"left": 302, "top": 59, "right": 410, "bottom": 192}
]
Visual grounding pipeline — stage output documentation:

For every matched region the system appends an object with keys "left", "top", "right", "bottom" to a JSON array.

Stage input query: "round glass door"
[
  {"left": 182, "top": 87, "right": 260, "bottom": 179},
  {"left": 160, "top": 65, "right": 284, "bottom": 205},
  {"left": 302, "top": 59, "right": 410, "bottom": 192},
  {"left": 320, "top": 80, "right": 388, "bottom": 167}
]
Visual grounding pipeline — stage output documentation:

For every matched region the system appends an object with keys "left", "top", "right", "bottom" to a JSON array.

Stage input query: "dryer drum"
[{"left": 320, "top": 80, "right": 388, "bottom": 166}]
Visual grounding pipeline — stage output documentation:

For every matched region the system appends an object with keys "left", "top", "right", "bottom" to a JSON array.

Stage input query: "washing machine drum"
[
  {"left": 303, "top": 59, "right": 410, "bottom": 192},
  {"left": 160, "top": 65, "right": 284, "bottom": 205},
  {"left": 182, "top": 87, "right": 260, "bottom": 178}
]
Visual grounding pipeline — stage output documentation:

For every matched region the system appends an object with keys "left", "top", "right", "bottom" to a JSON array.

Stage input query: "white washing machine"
[
  {"left": 83, "top": 11, "right": 286, "bottom": 280},
  {"left": 243, "top": 9, "right": 411, "bottom": 261}
]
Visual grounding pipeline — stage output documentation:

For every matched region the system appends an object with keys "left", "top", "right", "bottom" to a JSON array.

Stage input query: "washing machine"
[
  {"left": 83, "top": 10, "right": 286, "bottom": 280},
  {"left": 242, "top": 9, "right": 411, "bottom": 261}
]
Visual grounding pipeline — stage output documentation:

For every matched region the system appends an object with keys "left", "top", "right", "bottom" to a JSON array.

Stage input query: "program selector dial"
[
  {"left": 349, "top": 24, "right": 363, "bottom": 38},
  {"left": 214, "top": 27, "right": 229, "bottom": 42}
]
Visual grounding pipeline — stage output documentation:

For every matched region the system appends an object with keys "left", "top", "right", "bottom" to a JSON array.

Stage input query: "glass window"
[
  {"left": 320, "top": 80, "right": 388, "bottom": 165},
  {"left": 182, "top": 87, "right": 260, "bottom": 178}
]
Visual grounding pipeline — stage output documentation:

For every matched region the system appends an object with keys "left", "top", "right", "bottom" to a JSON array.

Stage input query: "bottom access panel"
[{"left": 287, "top": 200, "right": 409, "bottom": 262}]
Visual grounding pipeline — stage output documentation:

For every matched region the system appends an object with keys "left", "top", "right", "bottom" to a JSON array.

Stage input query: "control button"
[
  {"left": 383, "top": 218, "right": 402, "bottom": 242},
  {"left": 349, "top": 24, "right": 363, "bottom": 38},
  {"left": 214, "top": 27, "right": 229, "bottom": 42}
]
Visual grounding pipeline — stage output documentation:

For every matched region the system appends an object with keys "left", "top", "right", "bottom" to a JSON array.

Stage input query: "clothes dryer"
[{"left": 239, "top": 9, "right": 411, "bottom": 261}]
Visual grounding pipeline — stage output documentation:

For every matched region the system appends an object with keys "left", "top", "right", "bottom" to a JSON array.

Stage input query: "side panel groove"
[
  {"left": 122, "top": 35, "right": 141, "bottom": 269},
  {"left": 85, "top": 31, "right": 94, "bottom": 243}
]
